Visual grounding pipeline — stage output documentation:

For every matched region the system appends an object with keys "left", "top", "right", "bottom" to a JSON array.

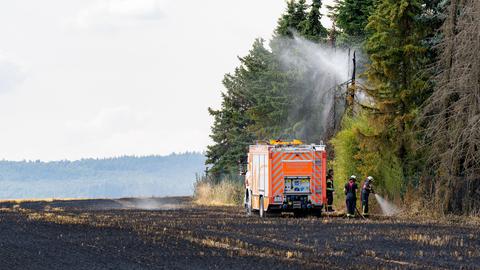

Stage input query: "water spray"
[
  {"left": 374, "top": 194, "right": 400, "bottom": 216},
  {"left": 275, "top": 33, "right": 351, "bottom": 141}
]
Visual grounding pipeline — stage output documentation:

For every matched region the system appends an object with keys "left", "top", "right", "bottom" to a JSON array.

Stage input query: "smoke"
[
  {"left": 374, "top": 194, "right": 400, "bottom": 216},
  {"left": 274, "top": 34, "right": 351, "bottom": 142},
  {"left": 115, "top": 197, "right": 186, "bottom": 210}
]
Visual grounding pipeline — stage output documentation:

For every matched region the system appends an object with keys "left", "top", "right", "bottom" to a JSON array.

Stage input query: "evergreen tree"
[
  {"left": 329, "top": 0, "right": 376, "bottom": 44},
  {"left": 206, "top": 97, "right": 253, "bottom": 177},
  {"left": 206, "top": 40, "right": 291, "bottom": 176},
  {"left": 420, "top": 0, "right": 480, "bottom": 214},
  {"left": 208, "top": 0, "right": 332, "bottom": 177},
  {"left": 293, "top": 0, "right": 310, "bottom": 29},
  {"left": 276, "top": 0, "right": 329, "bottom": 43},
  {"left": 275, "top": 0, "right": 306, "bottom": 38},
  {"left": 301, "top": 0, "right": 329, "bottom": 42},
  {"left": 363, "top": 0, "right": 429, "bottom": 187}
]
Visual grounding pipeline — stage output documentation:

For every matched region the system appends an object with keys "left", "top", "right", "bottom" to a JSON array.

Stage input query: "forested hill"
[{"left": 0, "top": 153, "right": 205, "bottom": 199}]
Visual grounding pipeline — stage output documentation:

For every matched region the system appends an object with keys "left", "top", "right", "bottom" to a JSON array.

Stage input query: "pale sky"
[{"left": 0, "top": 0, "right": 332, "bottom": 161}]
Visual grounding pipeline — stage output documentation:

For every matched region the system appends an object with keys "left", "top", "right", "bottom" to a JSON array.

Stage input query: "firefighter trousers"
[
  {"left": 361, "top": 191, "right": 370, "bottom": 215},
  {"left": 327, "top": 191, "right": 333, "bottom": 211},
  {"left": 345, "top": 193, "right": 356, "bottom": 216}
]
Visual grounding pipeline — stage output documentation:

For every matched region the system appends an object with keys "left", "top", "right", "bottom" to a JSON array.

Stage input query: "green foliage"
[
  {"left": 244, "top": 43, "right": 293, "bottom": 138},
  {"left": 328, "top": 0, "right": 376, "bottom": 45},
  {"left": 207, "top": 2, "right": 330, "bottom": 178},
  {"left": 275, "top": 0, "right": 328, "bottom": 42},
  {"left": 206, "top": 39, "right": 295, "bottom": 176},
  {"left": 362, "top": 0, "right": 430, "bottom": 190},
  {"left": 330, "top": 116, "right": 363, "bottom": 186},
  {"left": 331, "top": 114, "right": 403, "bottom": 200},
  {"left": 330, "top": 0, "right": 447, "bottom": 206},
  {"left": 275, "top": 0, "right": 306, "bottom": 38},
  {"left": 301, "top": 0, "right": 329, "bottom": 41}
]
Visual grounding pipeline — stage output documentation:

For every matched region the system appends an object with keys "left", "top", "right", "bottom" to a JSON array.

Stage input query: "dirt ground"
[{"left": 0, "top": 197, "right": 478, "bottom": 270}]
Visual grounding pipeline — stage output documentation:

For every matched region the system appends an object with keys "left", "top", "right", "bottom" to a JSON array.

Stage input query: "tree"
[
  {"left": 329, "top": 0, "right": 376, "bottom": 45},
  {"left": 420, "top": 0, "right": 480, "bottom": 214},
  {"left": 206, "top": 40, "right": 292, "bottom": 176},
  {"left": 207, "top": 0, "right": 334, "bottom": 177},
  {"left": 293, "top": 0, "right": 310, "bottom": 25},
  {"left": 362, "top": 0, "right": 430, "bottom": 194},
  {"left": 206, "top": 97, "right": 254, "bottom": 177},
  {"left": 301, "top": 0, "right": 329, "bottom": 42},
  {"left": 275, "top": 0, "right": 328, "bottom": 43},
  {"left": 275, "top": 0, "right": 308, "bottom": 38}
]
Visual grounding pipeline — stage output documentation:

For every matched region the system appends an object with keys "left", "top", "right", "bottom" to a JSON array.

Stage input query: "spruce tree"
[
  {"left": 301, "top": 0, "right": 329, "bottom": 42},
  {"left": 329, "top": 0, "right": 376, "bottom": 44},
  {"left": 364, "top": 0, "right": 429, "bottom": 181},
  {"left": 206, "top": 91, "right": 254, "bottom": 176},
  {"left": 293, "top": 0, "right": 309, "bottom": 27},
  {"left": 206, "top": 40, "right": 291, "bottom": 176},
  {"left": 275, "top": 0, "right": 308, "bottom": 38},
  {"left": 420, "top": 0, "right": 480, "bottom": 214}
]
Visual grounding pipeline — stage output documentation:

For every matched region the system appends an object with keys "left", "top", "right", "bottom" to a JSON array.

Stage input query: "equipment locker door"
[{"left": 258, "top": 153, "right": 268, "bottom": 196}]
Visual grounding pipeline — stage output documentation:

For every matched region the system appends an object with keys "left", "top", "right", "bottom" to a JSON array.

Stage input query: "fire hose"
[{"left": 355, "top": 207, "right": 366, "bottom": 220}]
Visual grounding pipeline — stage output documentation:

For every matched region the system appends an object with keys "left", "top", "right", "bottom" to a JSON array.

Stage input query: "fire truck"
[{"left": 244, "top": 140, "right": 327, "bottom": 217}]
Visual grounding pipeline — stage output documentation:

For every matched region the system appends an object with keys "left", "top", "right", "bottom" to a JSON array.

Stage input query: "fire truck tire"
[
  {"left": 259, "top": 196, "right": 266, "bottom": 218},
  {"left": 293, "top": 210, "right": 304, "bottom": 218},
  {"left": 245, "top": 190, "right": 252, "bottom": 216},
  {"left": 312, "top": 209, "right": 322, "bottom": 217}
]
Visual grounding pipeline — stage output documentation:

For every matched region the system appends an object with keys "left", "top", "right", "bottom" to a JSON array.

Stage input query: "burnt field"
[{"left": 0, "top": 197, "right": 478, "bottom": 270}]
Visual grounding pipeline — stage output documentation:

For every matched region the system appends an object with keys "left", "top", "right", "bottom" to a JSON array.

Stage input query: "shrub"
[
  {"left": 331, "top": 113, "right": 404, "bottom": 208},
  {"left": 193, "top": 175, "right": 243, "bottom": 206}
]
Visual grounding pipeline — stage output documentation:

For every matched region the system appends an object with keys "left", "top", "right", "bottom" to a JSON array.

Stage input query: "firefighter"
[
  {"left": 361, "top": 176, "right": 375, "bottom": 216},
  {"left": 326, "top": 174, "right": 334, "bottom": 212},
  {"left": 344, "top": 175, "right": 358, "bottom": 217},
  {"left": 327, "top": 169, "right": 334, "bottom": 179}
]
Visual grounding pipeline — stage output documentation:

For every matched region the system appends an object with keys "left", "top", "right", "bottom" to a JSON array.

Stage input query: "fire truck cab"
[{"left": 244, "top": 140, "right": 327, "bottom": 217}]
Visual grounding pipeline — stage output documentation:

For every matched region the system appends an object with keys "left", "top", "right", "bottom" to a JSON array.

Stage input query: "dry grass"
[
  {"left": 408, "top": 233, "right": 453, "bottom": 247},
  {"left": 397, "top": 208, "right": 480, "bottom": 227},
  {"left": 194, "top": 180, "right": 243, "bottom": 206}
]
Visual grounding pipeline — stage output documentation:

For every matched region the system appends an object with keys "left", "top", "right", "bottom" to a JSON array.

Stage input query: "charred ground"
[{"left": 0, "top": 197, "right": 478, "bottom": 270}]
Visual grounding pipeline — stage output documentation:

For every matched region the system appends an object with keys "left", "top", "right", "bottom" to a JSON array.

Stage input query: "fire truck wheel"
[
  {"left": 245, "top": 190, "right": 252, "bottom": 216},
  {"left": 312, "top": 209, "right": 322, "bottom": 218},
  {"left": 259, "top": 196, "right": 265, "bottom": 218},
  {"left": 293, "top": 210, "right": 304, "bottom": 218}
]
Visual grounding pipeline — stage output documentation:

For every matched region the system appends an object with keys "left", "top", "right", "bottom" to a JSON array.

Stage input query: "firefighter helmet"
[{"left": 350, "top": 175, "right": 357, "bottom": 180}]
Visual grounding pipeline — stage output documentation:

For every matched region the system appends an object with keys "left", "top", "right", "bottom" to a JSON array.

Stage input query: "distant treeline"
[{"left": 0, "top": 153, "right": 206, "bottom": 199}]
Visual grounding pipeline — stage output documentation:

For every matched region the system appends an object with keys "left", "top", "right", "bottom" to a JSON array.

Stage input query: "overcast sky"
[{"left": 0, "top": 0, "right": 332, "bottom": 161}]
